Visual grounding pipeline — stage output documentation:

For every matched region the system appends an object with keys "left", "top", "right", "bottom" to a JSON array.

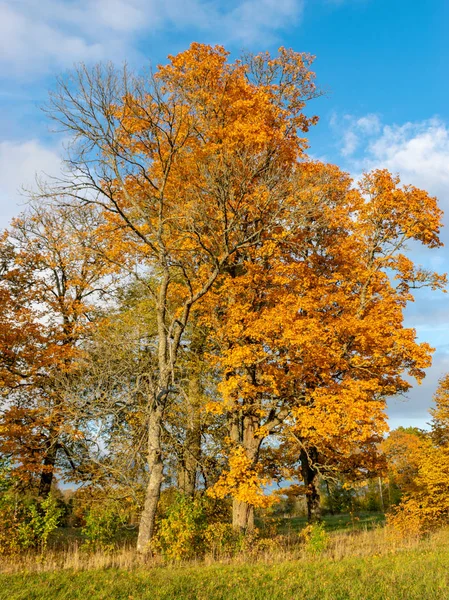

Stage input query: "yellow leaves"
[
  {"left": 387, "top": 376, "right": 449, "bottom": 535},
  {"left": 208, "top": 447, "right": 277, "bottom": 509},
  {"left": 204, "top": 400, "right": 224, "bottom": 415},
  {"left": 431, "top": 374, "right": 449, "bottom": 437},
  {"left": 358, "top": 169, "right": 444, "bottom": 251}
]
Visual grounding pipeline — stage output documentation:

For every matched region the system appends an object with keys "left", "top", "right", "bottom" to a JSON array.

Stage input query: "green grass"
[
  {"left": 260, "top": 511, "right": 385, "bottom": 535},
  {"left": 48, "top": 512, "right": 384, "bottom": 550},
  {"left": 2, "top": 534, "right": 449, "bottom": 600}
]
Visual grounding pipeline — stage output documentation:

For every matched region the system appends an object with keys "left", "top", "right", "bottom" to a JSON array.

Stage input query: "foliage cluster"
[
  {"left": 0, "top": 484, "right": 62, "bottom": 554},
  {"left": 0, "top": 42, "right": 446, "bottom": 553},
  {"left": 385, "top": 376, "right": 449, "bottom": 536}
]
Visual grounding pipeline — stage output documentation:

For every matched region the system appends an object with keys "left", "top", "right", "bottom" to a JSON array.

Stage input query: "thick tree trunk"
[
  {"left": 178, "top": 375, "right": 202, "bottom": 497},
  {"left": 230, "top": 413, "right": 260, "bottom": 532},
  {"left": 136, "top": 273, "right": 173, "bottom": 554},
  {"left": 233, "top": 498, "right": 254, "bottom": 530},
  {"left": 136, "top": 405, "right": 164, "bottom": 553},
  {"left": 178, "top": 426, "right": 201, "bottom": 497},
  {"left": 300, "top": 446, "right": 321, "bottom": 523},
  {"left": 38, "top": 440, "right": 58, "bottom": 498}
]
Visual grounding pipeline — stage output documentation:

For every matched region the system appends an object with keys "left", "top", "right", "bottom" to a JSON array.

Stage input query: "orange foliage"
[
  {"left": 381, "top": 427, "right": 427, "bottom": 492},
  {"left": 208, "top": 446, "right": 276, "bottom": 509},
  {"left": 202, "top": 161, "right": 445, "bottom": 506},
  {"left": 389, "top": 376, "right": 449, "bottom": 535},
  {"left": 1, "top": 44, "right": 445, "bottom": 541},
  {"left": 0, "top": 205, "right": 111, "bottom": 492}
]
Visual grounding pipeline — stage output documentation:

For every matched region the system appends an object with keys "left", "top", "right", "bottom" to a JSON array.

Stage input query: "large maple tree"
[
  {"left": 41, "top": 43, "right": 320, "bottom": 550},
  {"left": 203, "top": 163, "right": 445, "bottom": 527}
]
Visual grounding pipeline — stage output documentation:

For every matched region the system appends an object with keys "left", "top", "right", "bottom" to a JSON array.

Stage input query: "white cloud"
[
  {"left": 366, "top": 119, "right": 449, "bottom": 202},
  {"left": 331, "top": 114, "right": 449, "bottom": 207},
  {"left": 355, "top": 114, "right": 381, "bottom": 135},
  {"left": 0, "top": 140, "right": 62, "bottom": 228},
  {"left": 0, "top": 0, "right": 304, "bottom": 78},
  {"left": 330, "top": 113, "right": 381, "bottom": 157},
  {"left": 0, "top": 2, "right": 106, "bottom": 74},
  {"left": 387, "top": 349, "right": 449, "bottom": 427},
  {"left": 228, "top": 0, "right": 302, "bottom": 45},
  {"left": 330, "top": 114, "right": 449, "bottom": 428},
  {"left": 341, "top": 130, "right": 359, "bottom": 156}
]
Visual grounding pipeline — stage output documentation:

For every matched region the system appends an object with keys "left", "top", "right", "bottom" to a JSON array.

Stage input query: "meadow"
[{"left": 2, "top": 514, "right": 448, "bottom": 600}]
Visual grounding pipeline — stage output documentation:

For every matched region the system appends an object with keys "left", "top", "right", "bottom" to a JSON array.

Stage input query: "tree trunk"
[
  {"left": 178, "top": 426, "right": 201, "bottom": 497},
  {"left": 178, "top": 374, "right": 202, "bottom": 497},
  {"left": 38, "top": 439, "right": 58, "bottom": 498},
  {"left": 233, "top": 498, "right": 254, "bottom": 530},
  {"left": 136, "top": 405, "right": 164, "bottom": 554},
  {"left": 325, "top": 479, "right": 335, "bottom": 516},
  {"left": 300, "top": 446, "right": 321, "bottom": 523},
  {"left": 230, "top": 413, "right": 260, "bottom": 532}
]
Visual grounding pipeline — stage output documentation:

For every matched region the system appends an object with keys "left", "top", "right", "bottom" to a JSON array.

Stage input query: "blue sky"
[{"left": 1, "top": 0, "right": 448, "bottom": 429}]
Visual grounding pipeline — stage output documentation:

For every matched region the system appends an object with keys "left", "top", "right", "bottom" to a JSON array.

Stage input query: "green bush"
[
  {"left": 81, "top": 503, "right": 128, "bottom": 552},
  {"left": 301, "top": 523, "right": 330, "bottom": 556},
  {"left": 18, "top": 494, "right": 63, "bottom": 550},
  {"left": 0, "top": 491, "right": 63, "bottom": 554},
  {"left": 154, "top": 494, "right": 207, "bottom": 560}
]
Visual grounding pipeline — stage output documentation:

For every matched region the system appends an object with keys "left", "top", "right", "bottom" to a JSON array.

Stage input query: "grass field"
[
  {"left": 2, "top": 515, "right": 449, "bottom": 600},
  {"left": 270, "top": 511, "right": 385, "bottom": 535},
  {"left": 2, "top": 530, "right": 449, "bottom": 600}
]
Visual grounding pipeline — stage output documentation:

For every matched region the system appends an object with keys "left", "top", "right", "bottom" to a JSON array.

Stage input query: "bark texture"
[
  {"left": 300, "top": 446, "right": 322, "bottom": 523},
  {"left": 136, "top": 405, "right": 164, "bottom": 553},
  {"left": 230, "top": 412, "right": 261, "bottom": 531},
  {"left": 38, "top": 440, "right": 58, "bottom": 498},
  {"left": 178, "top": 371, "right": 202, "bottom": 497}
]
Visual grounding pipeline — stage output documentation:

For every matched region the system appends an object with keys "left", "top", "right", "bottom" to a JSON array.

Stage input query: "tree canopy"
[{"left": 0, "top": 43, "right": 445, "bottom": 553}]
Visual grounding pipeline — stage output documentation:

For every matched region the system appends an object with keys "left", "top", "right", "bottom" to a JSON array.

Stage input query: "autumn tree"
[
  {"left": 58, "top": 284, "right": 217, "bottom": 506},
  {"left": 381, "top": 427, "right": 427, "bottom": 497},
  {"left": 430, "top": 373, "right": 449, "bottom": 445},
  {"left": 37, "top": 43, "right": 320, "bottom": 551},
  {"left": 203, "top": 162, "right": 445, "bottom": 527},
  {"left": 388, "top": 375, "right": 449, "bottom": 534},
  {"left": 0, "top": 233, "right": 45, "bottom": 393},
  {"left": 0, "top": 202, "right": 111, "bottom": 496},
  {"left": 279, "top": 167, "right": 444, "bottom": 522},
  {"left": 20, "top": 42, "right": 444, "bottom": 545}
]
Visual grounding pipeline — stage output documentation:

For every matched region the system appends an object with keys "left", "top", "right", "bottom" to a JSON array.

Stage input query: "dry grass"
[
  {"left": 0, "top": 523, "right": 426, "bottom": 575},
  {"left": 2, "top": 528, "right": 449, "bottom": 600}
]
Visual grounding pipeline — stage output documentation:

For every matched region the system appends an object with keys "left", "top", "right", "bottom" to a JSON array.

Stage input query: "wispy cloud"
[
  {"left": 330, "top": 112, "right": 381, "bottom": 157},
  {"left": 0, "top": 139, "right": 62, "bottom": 227},
  {"left": 331, "top": 113, "right": 449, "bottom": 415},
  {"left": 0, "top": 0, "right": 304, "bottom": 78},
  {"left": 331, "top": 114, "right": 449, "bottom": 208}
]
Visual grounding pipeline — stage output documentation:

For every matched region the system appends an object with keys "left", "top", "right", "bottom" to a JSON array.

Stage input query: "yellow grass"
[{"left": 0, "top": 524, "right": 426, "bottom": 575}]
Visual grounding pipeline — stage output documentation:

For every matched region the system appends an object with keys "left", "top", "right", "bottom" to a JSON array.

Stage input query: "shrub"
[
  {"left": 0, "top": 492, "right": 63, "bottom": 554},
  {"left": 203, "top": 522, "right": 239, "bottom": 558},
  {"left": 154, "top": 494, "right": 206, "bottom": 560},
  {"left": 81, "top": 502, "right": 129, "bottom": 552},
  {"left": 301, "top": 523, "right": 329, "bottom": 556}
]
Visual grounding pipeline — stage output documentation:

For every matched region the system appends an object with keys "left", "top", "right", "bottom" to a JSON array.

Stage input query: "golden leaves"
[{"left": 208, "top": 447, "right": 277, "bottom": 509}]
